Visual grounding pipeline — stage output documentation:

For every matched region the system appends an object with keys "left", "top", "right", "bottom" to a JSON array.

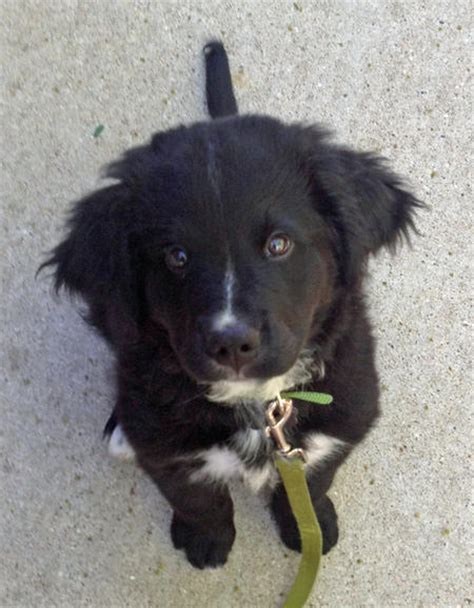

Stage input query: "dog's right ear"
[
  {"left": 293, "top": 125, "right": 423, "bottom": 286},
  {"left": 39, "top": 183, "right": 140, "bottom": 344}
]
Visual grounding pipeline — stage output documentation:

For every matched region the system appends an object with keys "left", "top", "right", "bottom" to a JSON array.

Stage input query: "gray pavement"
[{"left": 1, "top": 1, "right": 472, "bottom": 606}]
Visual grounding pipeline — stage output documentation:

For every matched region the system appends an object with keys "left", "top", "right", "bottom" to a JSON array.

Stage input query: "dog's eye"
[
  {"left": 265, "top": 233, "right": 293, "bottom": 258},
  {"left": 165, "top": 246, "right": 188, "bottom": 271}
]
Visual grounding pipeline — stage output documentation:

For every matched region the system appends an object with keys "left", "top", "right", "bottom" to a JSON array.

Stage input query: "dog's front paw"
[
  {"left": 271, "top": 498, "right": 302, "bottom": 552},
  {"left": 171, "top": 513, "right": 236, "bottom": 569},
  {"left": 271, "top": 493, "right": 339, "bottom": 555},
  {"left": 317, "top": 495, "right": 339, "bottom": 554}
]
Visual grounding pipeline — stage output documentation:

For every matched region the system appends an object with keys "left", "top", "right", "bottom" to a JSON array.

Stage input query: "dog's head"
[{"left": 44, "top": 116, "right": 421, "bottom": 399}]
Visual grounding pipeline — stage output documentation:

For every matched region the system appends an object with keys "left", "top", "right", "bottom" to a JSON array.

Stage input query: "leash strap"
[
  {"left": 275, "top": 454, "right": 322, "bottom": 608},
  {"left": 266, "top": 393, "right": 332, "bottom": 608}
]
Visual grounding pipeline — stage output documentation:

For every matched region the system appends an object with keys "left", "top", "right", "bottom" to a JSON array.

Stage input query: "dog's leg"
[
  {"left": 140, "top": 457, "right": 236, "bottom": 569},
  {"left": 270, "top": 458, "right": 342, "bottom": 554}
]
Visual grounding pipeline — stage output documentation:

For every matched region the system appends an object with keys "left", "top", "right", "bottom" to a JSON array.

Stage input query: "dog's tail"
[{"left": 204, "top": 41, "right": 238, "bottom": 119}]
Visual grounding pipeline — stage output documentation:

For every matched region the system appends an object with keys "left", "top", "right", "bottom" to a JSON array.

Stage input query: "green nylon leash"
[
  {"left": 266, "top": 391, "right": 332, "bottom": 608},
  {"left": 275, "top": 455, "right": 323, "bottom": 608}
]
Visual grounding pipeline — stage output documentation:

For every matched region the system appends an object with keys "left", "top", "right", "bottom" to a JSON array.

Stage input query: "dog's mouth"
[
  {"left": 163, "top": 317, "right": 314, "bottom": 399},
  {"left": 204, "top": 376, "right": 287, "bottom": 404},
  {"left": 182, "top": 350, "right": 297, "bottom": 389},
  {"left": 206, "top": 359, "right": 263, "bottom": 382},
  {"left": 186, "top": 359, "right": 270, "bottom": 391},
  {"left": 203, "top": 351, "right": 318, "bottom": 405}
]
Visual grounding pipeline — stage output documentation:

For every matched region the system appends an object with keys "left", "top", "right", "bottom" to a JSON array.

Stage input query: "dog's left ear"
[
  {"left": 296, "top": 127, "right": 424, "bottom": 284},
  {"left": 39, "top": 183, "right": 141, "bottom": 345}
]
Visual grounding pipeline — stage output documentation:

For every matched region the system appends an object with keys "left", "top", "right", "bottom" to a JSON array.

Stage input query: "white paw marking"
[{"left": 107, "top": 425, "right": 136, "bottom": 462}]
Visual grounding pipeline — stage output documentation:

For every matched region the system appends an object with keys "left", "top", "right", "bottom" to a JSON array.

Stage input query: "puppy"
[{"left": 42, "top": 42, "right": 422, "bottom": 569}]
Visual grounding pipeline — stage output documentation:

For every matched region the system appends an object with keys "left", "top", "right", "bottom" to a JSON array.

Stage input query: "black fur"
[
  {"left": 204, "top": 41, "right": 238, "bottom": 118},
  {"left": 40, "top": 42, "right": 422, "bottom": 569}
]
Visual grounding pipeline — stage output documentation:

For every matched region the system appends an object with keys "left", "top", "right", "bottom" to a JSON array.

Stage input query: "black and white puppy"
[{"left": 42, "top": 42, "right": 422, "bottom": 569}]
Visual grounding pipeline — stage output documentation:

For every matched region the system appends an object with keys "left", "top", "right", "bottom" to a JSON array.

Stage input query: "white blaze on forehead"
[{"left": 213, "top": 266, "right": 238, "bottom": 331}]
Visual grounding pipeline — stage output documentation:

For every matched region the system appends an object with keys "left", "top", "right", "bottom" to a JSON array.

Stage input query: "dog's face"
[
  {"left": 141, "top": 122, "right": 335, "bottom": 387},
  {"left": 46, "top": 116, "right": 420, "bottom": 395}
]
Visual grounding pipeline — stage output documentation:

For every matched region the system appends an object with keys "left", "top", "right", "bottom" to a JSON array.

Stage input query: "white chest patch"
[
  {"left": 232, "top": 428, "right": 263, "bottom": 462},
  {"left": 189, "top": 430, "right": 347, "bottom": 493},
  {"left": 108, "top": 424, "right": 348, "bottom": 491},
  {"left": 189, "top": 444, "right": 276, "bottom": 492},
  {"left": 303, "top": 432, "right": 347, "bottom": 468}
]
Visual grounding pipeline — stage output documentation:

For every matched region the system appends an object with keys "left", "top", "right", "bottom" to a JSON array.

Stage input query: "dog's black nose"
[{"left": 204, "top": 322, "right": 260, "bottom": 372}]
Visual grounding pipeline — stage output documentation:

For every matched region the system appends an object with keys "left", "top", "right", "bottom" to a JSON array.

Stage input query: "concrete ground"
[{"left": 1, "top": 1, "right": 472, "bottom": 606}]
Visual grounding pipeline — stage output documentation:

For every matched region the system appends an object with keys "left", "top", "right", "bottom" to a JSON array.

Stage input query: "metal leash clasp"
[{"left": 265, "top": 395, "right": 307, "bottom": 462}]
